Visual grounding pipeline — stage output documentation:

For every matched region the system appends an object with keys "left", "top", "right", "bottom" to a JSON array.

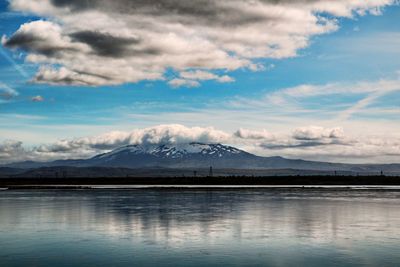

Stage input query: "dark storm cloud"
[
  {"left": 69, "top": 31, "right": 141, "bottom": 57},
  {"left": 49, "top": 0, "right": 324, "bottom": 14},
  {"left": 34, "top": 73, "right": 90, "bottom": 86},
  {"left": 4, "top": 31, "right": 77, "bottom": 57},
  {"left": 72, "top": 70, "right": 111, "bottom": 81},
  {"left": 50, "top": 0, "right": 268, "bottom": 26},
  {"left": 4, "top": 32, "right": 53, "bottom": 55},
  {"left": 69, "top": 31, "right": 161, "bottom": 57}
]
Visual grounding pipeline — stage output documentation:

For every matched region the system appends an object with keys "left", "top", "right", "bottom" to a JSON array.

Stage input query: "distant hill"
[
  {"left": 2, "top": 166, "right": 347, "bottom": 179},
  {"left": 0, "top": 167, "right": 26, "bottom": 177},
  {"left": 2, "top": 143, "right": 400, "bottom": 175}
]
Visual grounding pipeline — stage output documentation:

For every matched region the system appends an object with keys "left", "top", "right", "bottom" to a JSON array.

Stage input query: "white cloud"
[
  {"left": 31, "top": 95, "right": 44, "bottom": 102},
  {"left": 168, "top": 78, "right": 200, "bottom": 88},
  {"left": 0, "top": 140, "right": 26, "bottom": 162},
  {"left": 217, "top": 75, "right": 235, "bottom": 83},
  {"left": 3, "top": 0, "right": 395, "bottom": 86},
  {"left": 180, "top": 70, "right": 235, "bottom": 83},
  {"left": 169, "top": 70, "right": 235, "bottom": 87}
]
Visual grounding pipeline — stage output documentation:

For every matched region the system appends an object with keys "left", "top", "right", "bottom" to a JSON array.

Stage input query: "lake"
[{"left": 1, "top": 188, "right": 400, "bottom": 266}]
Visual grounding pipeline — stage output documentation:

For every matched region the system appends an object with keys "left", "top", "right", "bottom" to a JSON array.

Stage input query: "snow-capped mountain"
[
  {"left": 3, "top": 143, "right": 400, "bottom": 174},
  {"left": 94, "top": 143, "right": 244, "bottom": 160},
  {"left": 86, "top": 142, "right": 255, "bottom": 168}
]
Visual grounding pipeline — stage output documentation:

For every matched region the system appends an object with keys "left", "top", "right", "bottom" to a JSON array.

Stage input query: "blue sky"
[{"left": 0, "top": 0, "right": 399, "bottom": 163}]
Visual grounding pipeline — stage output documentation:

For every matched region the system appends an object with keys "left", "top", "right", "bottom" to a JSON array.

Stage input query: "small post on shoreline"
[{"left": 208, "top": 166, "right": 213, "bottom": 177}]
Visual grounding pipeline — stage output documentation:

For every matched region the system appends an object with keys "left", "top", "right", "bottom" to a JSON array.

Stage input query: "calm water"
[{"left": 1, "top": 189, "right": 400, "bottom": 267}]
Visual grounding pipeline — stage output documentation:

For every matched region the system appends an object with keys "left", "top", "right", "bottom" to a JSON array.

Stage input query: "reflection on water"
[{"left": 1, "top": 189, "right": 400, "bottom": 267}]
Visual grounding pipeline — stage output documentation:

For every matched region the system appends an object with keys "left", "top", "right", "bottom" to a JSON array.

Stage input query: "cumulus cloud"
[
  {"left": 293, "top": 126, "right": 344, "bottom": 140},
  {"left": 31, "top": 95, "right": 44, "bottom": 102},
  {"left": 169, "top": 70, "right": 235, "bottom": 88},
  {"left": 25, "top": 124, "right": 231, "bottom": 161},
  {"left": 219, "top": 126, "right": 348, "bottom": 153},
  {"left": 3, "top": 0, "right": 395, "bottom": 86},
  {"left": 1, "top": 124, "right": 400, "bottom": 164},
  {"left": 168, "top": 78, "right": 200, "bottom": 88},
  {"left": 180, "top": 70, "right": 235, "bottom": 83},
  {"left": 234, "top": 128, "right": 274, "bottom": 140},
  {"left": 0, "top": 140, "right": 26, "bottom": 162}
]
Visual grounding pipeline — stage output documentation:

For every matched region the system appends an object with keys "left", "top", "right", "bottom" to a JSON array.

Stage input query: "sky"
[{"left": 0, "top": 0, "right": 399, "bottom": 164}]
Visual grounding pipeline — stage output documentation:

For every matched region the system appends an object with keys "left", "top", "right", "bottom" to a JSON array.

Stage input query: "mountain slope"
[{"left": 86, "top": 143, "right": 256, "bottom": 168}]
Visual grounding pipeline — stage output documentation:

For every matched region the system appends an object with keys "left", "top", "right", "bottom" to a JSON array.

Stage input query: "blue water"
[{"left": 1, "top": 189, "right": 400, "bottom": 267}]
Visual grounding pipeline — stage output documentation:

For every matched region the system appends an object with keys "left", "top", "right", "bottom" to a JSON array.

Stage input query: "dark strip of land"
[{"left": 1, "top": 175, "right": 400, "bottom": 188}]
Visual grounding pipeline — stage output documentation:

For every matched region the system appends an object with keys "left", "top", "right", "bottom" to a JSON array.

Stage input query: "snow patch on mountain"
[{"left": 94, "top": 143, "right": 245, "bottom": 160}]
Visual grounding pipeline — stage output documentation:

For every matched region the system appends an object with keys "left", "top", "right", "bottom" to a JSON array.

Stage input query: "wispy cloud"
[
  {"left": 254, "top": 79, "right": 400, "bottom": 120},
  {"left": 168, "top": 79, "right": 200, "bottom": 88},
  {"left": 0, "top": 82, "right": 19, "bottom": 102},
  {"left": 0, "top": 46, "right": 29, "bottom": 78},
  {"left": 0, "top": 113, "right": 46, "bottom": 120}
]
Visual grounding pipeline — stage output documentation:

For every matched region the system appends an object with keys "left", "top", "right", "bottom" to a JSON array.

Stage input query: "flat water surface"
[{"left": 1, "top": 189, "right": 400, "bottom": 266}]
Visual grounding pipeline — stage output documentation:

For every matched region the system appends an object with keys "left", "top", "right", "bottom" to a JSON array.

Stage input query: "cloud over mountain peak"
[{"left": 1, "top": 124, "right": 399, "bottom": 164}]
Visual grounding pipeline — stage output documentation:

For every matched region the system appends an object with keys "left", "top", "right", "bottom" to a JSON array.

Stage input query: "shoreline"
[
  {"left": 1, "top": 175, "right": 400, "bottom": 190},
  {"left": 3, "top": 184, "right": 400, "bottom": 190}
]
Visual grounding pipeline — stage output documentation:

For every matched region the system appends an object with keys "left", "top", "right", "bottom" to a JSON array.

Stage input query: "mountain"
[
  {"left": 5, "top": 166, "right": 341, "bottom": 179},
  {"left": 2, "top": 142, "right": 400, "bottom": 174},
  {"left": 86, "top": 143, "right": 256, "bottom": 168}
]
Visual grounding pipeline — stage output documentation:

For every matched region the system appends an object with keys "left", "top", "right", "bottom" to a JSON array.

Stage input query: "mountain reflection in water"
[{"left": 0, "top": 189, "right": 400, "bottom": 267}]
